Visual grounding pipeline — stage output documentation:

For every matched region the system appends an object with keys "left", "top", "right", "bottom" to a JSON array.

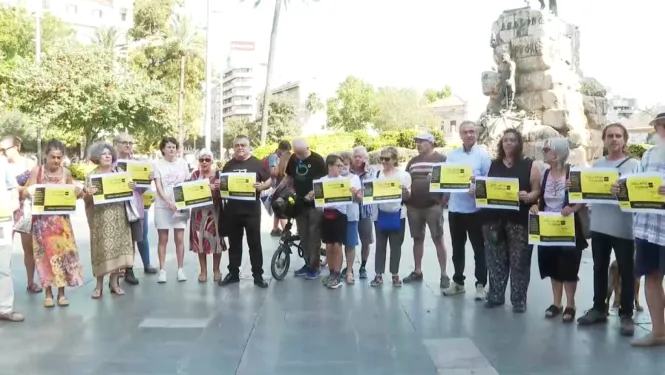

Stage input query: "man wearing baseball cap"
[{"left": 402, "top": 132, "right": 450, "bottom": 289}]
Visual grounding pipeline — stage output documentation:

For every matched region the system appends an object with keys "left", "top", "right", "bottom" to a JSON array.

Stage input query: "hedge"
[{"left": 627, "top": 143, "right": 652, "bottom": 158}]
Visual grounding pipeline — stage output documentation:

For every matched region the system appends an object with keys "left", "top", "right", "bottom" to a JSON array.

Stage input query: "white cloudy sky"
[{"left": 186, "top": 0, "right": 662, "bottom": 111}]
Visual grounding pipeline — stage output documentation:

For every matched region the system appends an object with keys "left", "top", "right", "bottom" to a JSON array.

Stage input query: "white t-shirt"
[
  {"left": 369, "top": 168, "right": 411, "bottom": 220},
  {"left": 319, "top": 174, "right": 361, "bottom": 216},
  {"left": 154, "top": 157, "right": 190, "bottom": 209}
]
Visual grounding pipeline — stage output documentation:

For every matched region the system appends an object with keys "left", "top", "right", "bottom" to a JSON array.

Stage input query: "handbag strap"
[
  {"left": 37, "top": 165, "right": 43, "bottom": 184},
  {"left": 615, "top": 157, "right": 631, "bottom": 169}
]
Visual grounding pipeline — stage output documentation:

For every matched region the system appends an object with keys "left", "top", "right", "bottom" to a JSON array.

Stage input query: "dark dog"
[{"left": 606, "top": 259, "right": 643, "bottom": 314}]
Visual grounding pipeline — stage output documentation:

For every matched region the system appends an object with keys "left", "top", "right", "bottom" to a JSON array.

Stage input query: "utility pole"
[
  {"left": 35, "top": 1, "right": 42, "bottom": 165},
  {"left": 203, "top": 0, "right": 212, "bottom": 150}
]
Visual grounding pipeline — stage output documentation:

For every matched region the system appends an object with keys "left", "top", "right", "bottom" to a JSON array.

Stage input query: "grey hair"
[
  {"left": 338, "top": 151, "right": 353, "bottom": 164},
  {"left": 352, "top": 145, "right": 368, "bottom": 158},
  {"left": 113, "top": 132, "right": 132, "bottom": 144},
  {"left": 545, "top": 138, "right": 569, "bottom": 169},
  {"left": 197, "top": 148, "right": 214, "bottom": 159},
  {"left": 293, "top": 137, "right": 308, "bottom": 150},
  {"left": 459, "top": 120, "right": 476, "bottom": 132},
  {"left": 88, "top": 142, "right": 117, "bottom": 165}
]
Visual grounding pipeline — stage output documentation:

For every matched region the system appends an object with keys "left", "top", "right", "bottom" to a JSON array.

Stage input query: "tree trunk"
[
  {"left": 178, "top": 54, "right": 186, "bottom": 157},
  {"left": 259, "top": 0, "right": 282, "bottom": 146}
]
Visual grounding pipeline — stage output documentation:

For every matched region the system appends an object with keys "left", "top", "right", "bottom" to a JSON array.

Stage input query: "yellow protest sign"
[
  {"left": 219, "top": 172, "right": 256, "bottom": 200},
  {"left": 363, "top": 177, "right": 401, "bottom": 204},
  {"left": 568, "top": 167, "right": 619, "bottom": 204},
  {"left": 616, "top": 172, "right": 665, "bottom": 214},
  {"left": 528, "top": 212, "right": 576, "bottom": 246},
  {"left": 116, "top": 159, "right": 152, "bottom": 187},
  {"left": 143, "top": 189, "right": 156, "bottom": 209},
  {"left": 313, "top": 177, "right": 352, "bottom": 208},
  {"left": 474, "top": 176, "right": 519, "bottom": 210},
  {"left": 89, "top": 172, "right": 134, "bottom": 205},
  {"left": 32, "top": 184, "right": 77, "bottom": 215},
  {"left": 173, "top": 180, "right": 213, "bottom": 209},
  {"left": 430, "top": 163, "right": 472, "bottom": 192}
]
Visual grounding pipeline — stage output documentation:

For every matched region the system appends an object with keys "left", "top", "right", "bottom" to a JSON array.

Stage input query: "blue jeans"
[{"left": 136, "top": 211, "right": 151, "bottom": 267}]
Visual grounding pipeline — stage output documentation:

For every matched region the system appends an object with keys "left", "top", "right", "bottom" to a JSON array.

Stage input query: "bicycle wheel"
[{"left": 271, "top": 245, "right": 291, "bottom": 281}]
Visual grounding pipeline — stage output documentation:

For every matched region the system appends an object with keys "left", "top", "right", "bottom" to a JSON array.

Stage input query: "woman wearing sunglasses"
[{"left": 189, "top": 149, "right": 224, "bottom": 283}]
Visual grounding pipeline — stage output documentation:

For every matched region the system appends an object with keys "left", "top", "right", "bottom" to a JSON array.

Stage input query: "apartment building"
[
  {"left": 3, "top": 0, "right": 134, "bottom": 46},
  {"left": 268, "top": 77, "right": 333, "bottom": 135},
  {"left": 221, "top": 41, "right": 267, "bottom": 122}
]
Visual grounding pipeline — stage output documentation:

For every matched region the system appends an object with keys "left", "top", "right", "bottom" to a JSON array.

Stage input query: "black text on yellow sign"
[
  {"left": 32, "top": 184, "right": 77, "bottom": 215},
  {"left": 116, "top": 160, "right": 152, "bottom": 187},
  {"left": 616, "top": 173, "right": 665, "bottom": 212},
  {"left": 429, "top": 163, "right": 472, "bottom": 192},
  {"left": 173, "top": 180, "right": 213, "bottom": 209},
  {"left": 313, "top": 178, "right": 352, "bottom": 208},
  {"left": 567, "top": 168, "right": 619, "bottom": 203},
  {"left": 219, "top": 172, "right": 256, "bottom": 200},
  {"left": 363, "top": 178, "right": 402, "bottom": 204},
  {"left": 90, "top": 172, "right": 134, "bottom": 205},
  {"left": 474, "top": 177, "right": 519, "bottom": 210},
  {"left": 143, "top": 190, "right": 156, "bottom": 209},
  {"left": 528, "top": 213, "right": 576, "bottom": 246}
]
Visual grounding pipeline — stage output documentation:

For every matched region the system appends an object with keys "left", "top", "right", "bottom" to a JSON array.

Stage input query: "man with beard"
[{"left": 612, "top": 113, "right": 665, "bottom": 346}]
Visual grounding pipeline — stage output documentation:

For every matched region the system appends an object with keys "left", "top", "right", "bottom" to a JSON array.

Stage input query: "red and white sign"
[{"left": 230, "top": 41, "right": 255, "bottom": 51}]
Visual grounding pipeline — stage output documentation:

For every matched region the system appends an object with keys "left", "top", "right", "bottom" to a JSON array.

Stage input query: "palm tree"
[
  {"left": 92, "top": 26, "right": 120, "bottom": 52},
  {"left": 245, "top": 0, "right": 320, "bottom": 146},
  {"left": 169, "top": 14, "right": 204, "bottom": 156}
]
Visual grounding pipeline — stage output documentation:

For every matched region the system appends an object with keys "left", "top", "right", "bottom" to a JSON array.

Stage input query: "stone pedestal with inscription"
[{"left": 478, "top": 7, "right": 605, "bottom": 166}]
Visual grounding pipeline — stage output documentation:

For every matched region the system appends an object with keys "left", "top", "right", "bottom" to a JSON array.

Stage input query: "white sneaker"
[
  {"left": 442, "top": 283, "right": 465, "bottom": 296},
  {"left": 475, "top": 285, "right": 487, "bottom": 301},
  {"left": 177, "top": 268, "right": 187, "bottom": 282},
  {"left": 157, "top": 270, "right": 167, "bottom": 283}
]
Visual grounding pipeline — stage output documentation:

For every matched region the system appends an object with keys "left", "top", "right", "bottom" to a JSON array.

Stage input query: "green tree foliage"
[
  {"left": 423, "top": 85, "right": 452, "bottom": 103},
  {"left": 305, "top": 92, "right": 324, "bottom": 113},
  {"left": 374, "top": 87, "right": 440, "bottom": 131},
  {"left": 326, "top": 76, "right": 379, "bottom": 132},
  {"left": 6, "top": 45, "right": 175, "bottom": 149},
  {"left": 229, "top": 95, "right": 301, "bottom": 147},
  {"left": 129, "top": 0, "right": 183, "bottom": 41}
]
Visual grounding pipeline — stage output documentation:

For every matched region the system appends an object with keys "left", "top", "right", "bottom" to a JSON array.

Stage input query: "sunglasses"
[
  {"left": 199, "top": 158, "right": 212, "bottom": 163},
  {"left": 379, "top": 157, "right": 392, "bottom": 162}
]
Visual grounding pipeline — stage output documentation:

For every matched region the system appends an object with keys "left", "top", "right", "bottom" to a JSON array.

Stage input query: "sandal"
[
  {"left": 370, "top": 275, "right": 383, "bottom": 287},
  {"left": 110, "top": 285, "right": 125, "bottom": 296},
  {"left": 213, "top": 272, "right": 222, "bottom": 283},
  {"left": 198, "top": 274, "right": 207, "bottom": 283},
  {"left": 0, "top": 312, "right": 24, "bottom": 322},
  {"left": 91, "top": 288, "right": 103, "bottom": 299},
  {"left": 27, "top": 284, "right": 43, "bottom": 293},
  {"left": 392, "top": 275, "right": 403, "bottom": 287},
  {"left": 346, "top": 271, "right": 355, "bottom": 285},
  {"left": 562, "top": 307, "right": 576, "bottom": 323},
  {"left": 57, "top": 296, "right": 69, "bottom": 306},
  {"left": 44, "top": 296, "right": 55, "bottom": 308},
  {"left": 545, "top": 305, "right": 562, "bottom": 319}
]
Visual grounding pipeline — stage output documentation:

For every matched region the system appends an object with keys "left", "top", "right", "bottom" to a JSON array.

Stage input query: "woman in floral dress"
[
  {"left": 189, "top": 149, "right": 224, "bottom": 282},
  {"left": 23, "top": 140, "right": 84, "bottom": 308},
  {"left": 83, "top": 142, "right": 135, "bottom": 299}
]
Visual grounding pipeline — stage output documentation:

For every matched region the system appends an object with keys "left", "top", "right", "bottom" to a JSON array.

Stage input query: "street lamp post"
[
  {"left": 203, "top": 0, "right": 212, "bottom": 151},
  {"left": 35, "top": 1, "right": 42, "bottom": 165}
]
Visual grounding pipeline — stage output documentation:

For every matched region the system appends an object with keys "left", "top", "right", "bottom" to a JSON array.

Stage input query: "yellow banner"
[
  {"left": 616, "top": 172, "right": 665, "bottom": 213},
  {"left": 174, "top": 180, "right": 213, "bottom": 209},
  {"left": 32, "top": 184, "right": 77, "bottom": 215},
  {"left": 89, "top": 172, "right": 134, "bottom": 205},
  {"left": 219, "top": 172, "right": 256, "bottom": 200},
  {"left": 116, "top": 159, "right": 152, "bottom": 187},
  {"left": 430, "top": 163, "right": 472, "bottom": 192},
  {"left": 528, "top": 212, "right": 576, "bottom": 246},
  {"left": 474, "top": 177, "right": 519, "bottom": 210},
  {"left": 568, "top": 167, "right": 619, "bottom": 204},
  {"left": 143, "top": 190, "right": 156, "bottom": 209},
  {"left": 363, "top": 178, "right": 401, "bottom": 204},
  {"left": 313, "top": 177, "right": 352, "bottom": 208}
]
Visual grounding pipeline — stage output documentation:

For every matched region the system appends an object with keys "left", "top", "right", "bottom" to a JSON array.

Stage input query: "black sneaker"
[
  {"left": 218, "top": 274, "right": 240, "bottom": 286},
  {"left": 341, "top": 267, "right": 347, "bottom": 277},
  {"left": 144, "top": 265, "right": 158, "bottom": 274},
  {"left": 124, "top": 268, "right": 139, "bottom": 285},
  {"left": 620, "top": 316, "right": 635, "bottom": 336},
  {"left": 544, "top": 305, "right": 562, "bottom": 319},
  {"left": 576, "top": 308, "right": 608, "bottom": 326},
  {"left": 403, "top": 271, "right": 423, "bottom": 283},
  {"left": 358, "top": 267, "right": 368, "bottom": 279},
  {"left": 485, "top": 300, "right": 504, "bottom": 309},
  {"left": 254, "top": 278, "right": 269, "bottom": 288}
]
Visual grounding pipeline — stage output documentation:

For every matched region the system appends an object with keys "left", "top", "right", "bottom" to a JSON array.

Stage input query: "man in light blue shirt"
[{"left": 442, "top": 121, "right": 491, "bottom": 300}]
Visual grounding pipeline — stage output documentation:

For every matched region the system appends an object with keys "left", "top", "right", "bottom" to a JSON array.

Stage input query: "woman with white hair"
[
  {"left": 83, "top": 142, "right": 136, "bottom": 298},
  {"left": 189, "top": 149, "right": 224, "bottom": 283},
  {"left": 529, "top": 138, "right": 588, "bottom": 323}
]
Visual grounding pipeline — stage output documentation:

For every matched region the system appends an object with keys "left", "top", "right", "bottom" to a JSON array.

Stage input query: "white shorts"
[{"left": 154, "top": 208, "right": 188, "bottom": 230}]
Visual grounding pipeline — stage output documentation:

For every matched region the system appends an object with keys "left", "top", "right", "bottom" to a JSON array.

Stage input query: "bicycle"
[{"left": 270, "top": 219, "right": 327, "bottom": 281}]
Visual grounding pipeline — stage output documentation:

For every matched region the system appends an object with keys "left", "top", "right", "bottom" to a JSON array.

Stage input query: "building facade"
[
  {"left": 268, "top": 77, "right": 333, "bottom": 135},
  {"left": 607, "top": 95, "right": 638, "bottom": 122},
  {"left": 221, "top": 42, "right": 267, "bottom": 122},
  {"left": 3, "top": 0, "right": 134, "bottom": 47},
  {"left": 427, "top": 95, "right": 468, "bottom": 144}
]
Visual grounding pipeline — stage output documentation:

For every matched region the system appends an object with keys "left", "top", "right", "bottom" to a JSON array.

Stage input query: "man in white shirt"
[{"left": 0, "top": 156, "right": 23, "bottom": 322}]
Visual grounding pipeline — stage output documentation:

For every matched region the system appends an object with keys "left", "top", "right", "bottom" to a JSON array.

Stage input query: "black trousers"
[
  {"left": 591, "top": 231, "right": 635, "bottom": 317},
  {"left": 448, "top": 212, "right": 487, "bottom": 286},
  {"left": 227, "top": 213, "right": 264, "bottom": 278}
]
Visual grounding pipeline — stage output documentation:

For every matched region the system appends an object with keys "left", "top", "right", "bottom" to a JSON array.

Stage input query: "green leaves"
[
  {"left": 326, "top": 76, "right": 379, "bottom": 132},
  {"left": 423, "top": 85, "right": 452, "bottom": 103}
]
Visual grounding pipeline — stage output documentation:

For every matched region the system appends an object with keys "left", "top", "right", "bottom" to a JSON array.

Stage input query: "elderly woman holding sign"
[
  {"left": 83, "top": 142, "right": 136, "bottom": 299},
  {"left": 529, "top": 138, "right": 588, "bottom": 323},
  {"left": 188, "top": 148, "right": 224, "bottom": 283}
]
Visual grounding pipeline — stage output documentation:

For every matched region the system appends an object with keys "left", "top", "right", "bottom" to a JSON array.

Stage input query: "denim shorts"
[
  {"left": 344, "top": 220, "right": 359, "bottom": 247},
  {"left": 635, "top": 237, "right": 665, "bottom": 277}
]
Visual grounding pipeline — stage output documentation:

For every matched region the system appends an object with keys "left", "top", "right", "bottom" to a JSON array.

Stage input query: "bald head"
[{"left": 293, "top": 138, "right": 310, "bottom": 159}]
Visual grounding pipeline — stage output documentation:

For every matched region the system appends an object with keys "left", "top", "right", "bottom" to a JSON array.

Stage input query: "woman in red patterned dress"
[{"left": 189, "top": 149, "right": 225, "bottom": 282}]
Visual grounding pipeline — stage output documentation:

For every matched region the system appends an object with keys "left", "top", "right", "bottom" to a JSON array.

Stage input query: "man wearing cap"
[
  {"left": 278, "top": 138, "right": 327, "bottom": 280},
  {"left": 402, "top": 132, "right": 450, "bottom": 289},
  {"left": 616, "top": 112, "right": 665, "bottom": 347},
  {"left": 441, "top": 121, "right": 491, "bottom": 300}
]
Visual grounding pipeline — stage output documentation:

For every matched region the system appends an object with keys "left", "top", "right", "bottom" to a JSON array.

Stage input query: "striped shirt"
[
  {"left": 405, "top": 151, "right": 446, "bottom": 208},
  {"left": 633, "top": 147, "right": 665, "bottom": 246}
]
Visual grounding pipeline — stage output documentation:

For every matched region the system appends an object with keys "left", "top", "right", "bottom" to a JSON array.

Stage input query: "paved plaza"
[{"left": 1, "top": 203, "right": 664, "bottom": 375}]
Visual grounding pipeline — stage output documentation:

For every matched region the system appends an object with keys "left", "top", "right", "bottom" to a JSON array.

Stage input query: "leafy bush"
[
  {"left": 628, "top": 143, "right": 652, "bottom": 158},
  {"left": 68, "top": 162, "right": 97, "bottom": 181}
]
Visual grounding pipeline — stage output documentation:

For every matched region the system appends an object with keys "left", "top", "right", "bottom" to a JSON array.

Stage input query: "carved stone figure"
[
  {"left": 498, "top": 53, "right": 516, "bottom": 111},
  {"left": 538, "top": 0, "right": 558, "bottom": 16}
]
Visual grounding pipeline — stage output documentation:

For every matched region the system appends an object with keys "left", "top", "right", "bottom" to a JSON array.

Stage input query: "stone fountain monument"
[{"left": 477, "top": 2, "right": 608, "bottom": 165}]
